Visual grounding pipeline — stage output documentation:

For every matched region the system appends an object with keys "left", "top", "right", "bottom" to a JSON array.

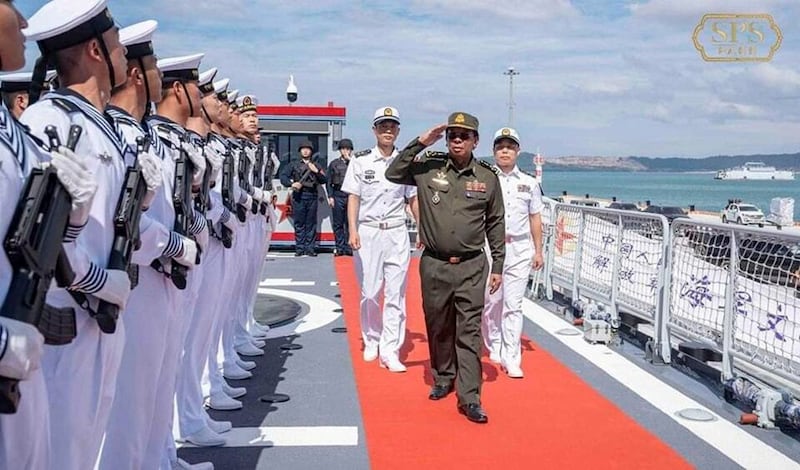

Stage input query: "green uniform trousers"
[{"left": 419, "top": 251, "right": 488, "bottom": 405}]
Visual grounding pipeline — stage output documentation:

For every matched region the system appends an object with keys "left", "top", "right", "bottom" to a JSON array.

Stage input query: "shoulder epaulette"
[
  {"left": 521, "top": 169, "right": 536, "bottom": 179},
  {"left": 354, "top": 149, "right": 371, "bottom": 158},
  {"left": 478, "top": 159, "right": 501, "bottom": 176}
]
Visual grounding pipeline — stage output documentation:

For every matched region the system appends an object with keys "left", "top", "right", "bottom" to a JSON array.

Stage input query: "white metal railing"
[{"left": 532, "top": 202, "right": 800, "bottom": 400}]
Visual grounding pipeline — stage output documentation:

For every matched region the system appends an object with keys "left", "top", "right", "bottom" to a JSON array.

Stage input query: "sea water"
[{"left": 538, "top": 171, "right": 800, "bottom": 213}]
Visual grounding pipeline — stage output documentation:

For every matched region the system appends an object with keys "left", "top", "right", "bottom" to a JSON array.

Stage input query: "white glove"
[
  {"left": 93, "top": 269, "right": 132, "bottom": 310},
  {"left": 252, "top": 187, "right": 265, "bottom": 203},
  {"left": 205, "top": 146, "right": 224, "bottom": 184},
  {"left": 182, "top": 141, "right": 207, "bottom": 186},
  {"left": 139, "top": 149, "right": 163, "bottom": 210},
  {"left": 172, "top": 235, "right": 198, "bottom": 268},
  {"left": 49, "top": 146, "right": 98, "bottom": 228},
  {"left": 0, "top": 318, "right": 44, "bottom": 380},
  {"left": 222, "top": 208, "right": 238, "bottom": 233}
]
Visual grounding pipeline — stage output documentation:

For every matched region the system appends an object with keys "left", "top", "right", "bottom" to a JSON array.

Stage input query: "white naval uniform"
[
  {"left": 176, "top": 134, "right": 232, "bottom": 441},
  {"left": 142, "top": 116, "right": 206, "bottom": 468},
  {"left": 482, "top": 165, "right": 543, "bottom": 369},
  {"left": 20, "top": 89, "right": 130, "bottom": 470},
  {"left": 0, "top": 101, "right": 51, "bottom": 470},
  {"left": 97, "top": 108, "right": 183, "bottom": 470},
  {"left": 341, "top": 146, "right": 416, "bottom": 362}
]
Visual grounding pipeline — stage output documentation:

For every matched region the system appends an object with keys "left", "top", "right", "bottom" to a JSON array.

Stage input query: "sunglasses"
[{"left": 447, "top": 131, "right": 473, "bottom": 141}]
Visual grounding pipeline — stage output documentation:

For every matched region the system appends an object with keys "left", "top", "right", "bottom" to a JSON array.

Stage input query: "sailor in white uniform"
[
  {"left": 342, "top": 106, "right": 417, "bottom": 372},
  {"left": 0, "top": 4, "right": 96, "bottom": 468},
  {"left": 97, "top": 21, "right": 207, "bottom": 470},
  {"left": 0, "top": 70, "right": 57, "bottom": 119},
  {"left": 20, "top": 1, "right": 134, "bottom": 468},
  {"left": 142, "top": 52, "right": 215, "bottom": 468},
  {"left": 175, "top": 67, "right": 240, "bottom": 451},
  {"left": 482, "top": 127, "right": 544, "bottom": 378}
]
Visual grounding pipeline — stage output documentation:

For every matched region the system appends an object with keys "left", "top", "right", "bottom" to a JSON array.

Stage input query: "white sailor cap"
[
  {"left": 237, "top": 95, "right": 258, "bottom": 113},
  {"left": 120, "top": 20, "right": 157, "bottom": 60},
  {"left": 228, "top": 89, "right": 239, "bottom": 106},
  {"left": 373, "top": 106, "right": 400, "bottom": 126},
  {"left": 198, "top": 68, "right": 218, "bottom": 95},
  {"left": 157, "top": 53, "right": 204, "bottom": 85},
  {"left": 493, "top": 127, "right": 520, "bottom": 146},
  {"left": 0, "top": 70, "right": 57, "bottom": 93},
  {"left": 24, "top": 0, "right": 115, "bottom": 54},
  {"left": 213, "top": 78, "right": 230, "bottom": 100}
]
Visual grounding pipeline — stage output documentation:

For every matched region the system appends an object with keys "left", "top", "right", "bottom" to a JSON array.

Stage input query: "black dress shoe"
[
  {"left": 458, "top": 403, "right": 488, "bottom": 423},
  {"left": 428, "top": 384, "right": 452, "bottom": 401},
  {"left": 307, "top": 252, "right": 318, "bottom": 257}
]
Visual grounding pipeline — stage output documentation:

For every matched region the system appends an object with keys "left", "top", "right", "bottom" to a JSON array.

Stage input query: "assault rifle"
[
  {"left": 93, "top": 136, "right": 150, "bottom": 334},
  {"left": 0, "top": 125, "right": 82, "bottom": 414},
  {"left": 194, "top": 141, "right": 212, "bottom": 217},
  {"left": 169, "top": 134, "right": 199, "bottom": 290},
  {"left": 219, "top": 143, "right": 234, "bottom": 248}
]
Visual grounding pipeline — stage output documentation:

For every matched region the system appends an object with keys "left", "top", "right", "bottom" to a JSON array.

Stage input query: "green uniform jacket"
[{"left": 385, "top": 137, "right": 505, "bottom": 274}]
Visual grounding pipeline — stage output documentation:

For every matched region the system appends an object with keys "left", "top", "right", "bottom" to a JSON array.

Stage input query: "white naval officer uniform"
[
  {"left": 0, "top": 100, "right": 51, "bottom": 470},
  {"left": 483, "top": 128, "right": 543, "bottom": 375},
  {"left": 342, "top": 112, "right": 416, "bottom": 368}
]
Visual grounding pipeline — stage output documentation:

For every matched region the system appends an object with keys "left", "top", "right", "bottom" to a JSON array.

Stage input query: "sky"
[{"left": 16, "top": 0, "right": 800, "bottom": 159}]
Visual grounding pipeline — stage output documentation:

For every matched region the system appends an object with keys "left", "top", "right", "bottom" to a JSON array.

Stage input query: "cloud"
[{"left": 15, "top": 0, "right": 800, "bottom": 158}]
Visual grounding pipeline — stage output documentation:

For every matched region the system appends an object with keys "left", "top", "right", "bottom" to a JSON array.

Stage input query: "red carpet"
[{"left": 335, "top": 257, "right": 692, "bottom": 470}]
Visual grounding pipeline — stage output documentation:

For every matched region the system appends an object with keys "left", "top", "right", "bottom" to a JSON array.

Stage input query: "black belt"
[{"left": 423, "top": 249, "right": 483, "bottom": 264}]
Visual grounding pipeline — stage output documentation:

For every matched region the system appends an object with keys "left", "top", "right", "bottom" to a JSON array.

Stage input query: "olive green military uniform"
[{"left": 385, "top": 112, "right": 505, "bottom": 406}]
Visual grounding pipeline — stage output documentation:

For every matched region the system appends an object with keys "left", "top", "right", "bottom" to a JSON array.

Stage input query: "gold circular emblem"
[
  {"left": 455, "top": 113, "right": 465, "bottom": 124},
  {"left": 383, "top": 107, "right": 393, "bottom": 116},
  {"left": 501, "top": 128, "right": 511, "bottom": 136},
  {"left": 243, "top": 96, "right": 252, "bottom": 106}
]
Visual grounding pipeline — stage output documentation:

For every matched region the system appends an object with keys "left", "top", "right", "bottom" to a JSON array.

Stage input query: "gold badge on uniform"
[
  {"left": 454, "top": 114, "right": 465, "bottom": 124},
  {"left": 243, "top": 96, "right": 253, "bottom": 106},
  {"left": 431, "top": 170, "right": 449, "bottom": 187},
  {"left": 432, "top": 191, "right": 441, "bottom": 204},
  {"left": 501, "top": 128, "right": 511, "bottom": 136},
  {"left": 383, "top": 107, "right": 393, "bottom": 116}
]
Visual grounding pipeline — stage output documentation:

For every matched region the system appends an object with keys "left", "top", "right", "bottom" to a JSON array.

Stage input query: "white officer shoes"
[
  {"left": 207, "top": 392, "right": 242, "bottom": 411},
  {"left": 236, "top": 358, "right": 256, "bottom": 371},
  {"left": 235, "top": 342, "right": 264, "bottom": 357},
  {"left": 205, "top": 417, "right": 232, "bottom": 434},
  {"left": 363, "top": 346, "right": 378, "bottom": 362},
  {"left": 223, "top": 383, "right": 247, "bottom": 399},
  {"left": 503, "top": 363, "right": 524, "bottom": 379},
  {"left": 222, "top": 363, "right": 252, "bottom": 380},
  {"left": 379, "top": 356, "right": 407, "bottom": 373},
  {"left": 181, "top": 426, "right": 225, "bottom": 447}
]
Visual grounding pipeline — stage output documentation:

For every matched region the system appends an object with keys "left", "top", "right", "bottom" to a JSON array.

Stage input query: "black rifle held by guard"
[
  {"left": 170, "top": 135, "right": 198, "bottom": 290},
  {"left": 0, "top": 125, "right": 82, "bottom": 414},
  {"left": 194, "top": 142, "right": 211, "bottom": 217},
  {"left": 219, "top": 143, "right": 234, "bottom": 248},
  {"left": 93, "top": 136, "right": 150, "bottom": 334}
]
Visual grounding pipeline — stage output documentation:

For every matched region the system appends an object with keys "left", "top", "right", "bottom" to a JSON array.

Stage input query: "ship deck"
[{"left": 177, "top": 252, "right": 800, "bottom": 469}]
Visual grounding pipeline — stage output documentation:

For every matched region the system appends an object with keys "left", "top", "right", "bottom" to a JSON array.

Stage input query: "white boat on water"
[{"left": 714, "top": 161, "right": 795, "bottom": 180}]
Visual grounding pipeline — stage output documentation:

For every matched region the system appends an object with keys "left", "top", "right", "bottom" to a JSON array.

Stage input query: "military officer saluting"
[
  {"left": 386, "top": 112, "right": 505, "bottom": 424},
  {"left": 327, "top": 138, "right": 353, "bottom": 256}
]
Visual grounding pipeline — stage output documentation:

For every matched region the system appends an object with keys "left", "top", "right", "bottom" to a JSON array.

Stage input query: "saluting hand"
[
  {"left": 419, "top": 124, "right": 448, "bottom": 146},
  {"left": 488, "top": 273, "right": 502, "bottom": 295}
]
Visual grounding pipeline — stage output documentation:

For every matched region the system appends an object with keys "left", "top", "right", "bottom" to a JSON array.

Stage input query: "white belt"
[{"left": 361, "top": 220, "right": 406, "bottom": 230}]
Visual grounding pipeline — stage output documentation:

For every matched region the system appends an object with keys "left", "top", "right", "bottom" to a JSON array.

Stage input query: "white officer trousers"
[
  {"left": 140, "top": 265, "right": 204, "bottom": 470},
  {"left": 483, "top": 238, "right": 533, "bottom": 369},
  {"left": 222, "top": 219, "right": 252, "bottom": 368},
  {"left": 0, "top": 369, "right": 50, "bottom": 470},
  {"left": 97, "top": 269, "right": 179, "bottom": 470},
  {"left": 353, "top": 224, "right": 410, "bottom": 360},
  {"left": 243, "top": 217, "right": 270, "bottom": 334},
  {"left": 40, "top": 302, "right": 126, "bottom": 470},
  {"left": 176, "top": 238, "right": 226, "bottom": 438},
  {"left": 236, "top": 218, "right": 263, "bottom": 344}
]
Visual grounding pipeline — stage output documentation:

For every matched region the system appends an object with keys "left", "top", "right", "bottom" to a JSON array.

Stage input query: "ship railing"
[
  {"left": 531, "top": 202, "right": 800, "bottom": 399},
  {"left": 539, "top": 201, "right": 672, "bottom": 360},
  {"left": 669, "top": 219, "right": 800, "bottom": 398}
]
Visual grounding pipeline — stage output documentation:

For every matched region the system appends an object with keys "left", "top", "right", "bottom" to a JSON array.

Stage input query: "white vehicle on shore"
[{"left": 721, "top": 201, "right": 766, "bottom": 225}]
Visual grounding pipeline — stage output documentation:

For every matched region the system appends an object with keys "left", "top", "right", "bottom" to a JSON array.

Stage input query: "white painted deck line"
[
  {"left": 258, "top": 288, "right": 342, "bottom": 338},
  {"left": 522, "top": 299, "right": 800, "bottom": 470},
  {"left": 260, "top": 279, "right": 316, "bottom": 287},
  {"left": 178, "top": 426, "right": 359, "bottom": 448}
]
